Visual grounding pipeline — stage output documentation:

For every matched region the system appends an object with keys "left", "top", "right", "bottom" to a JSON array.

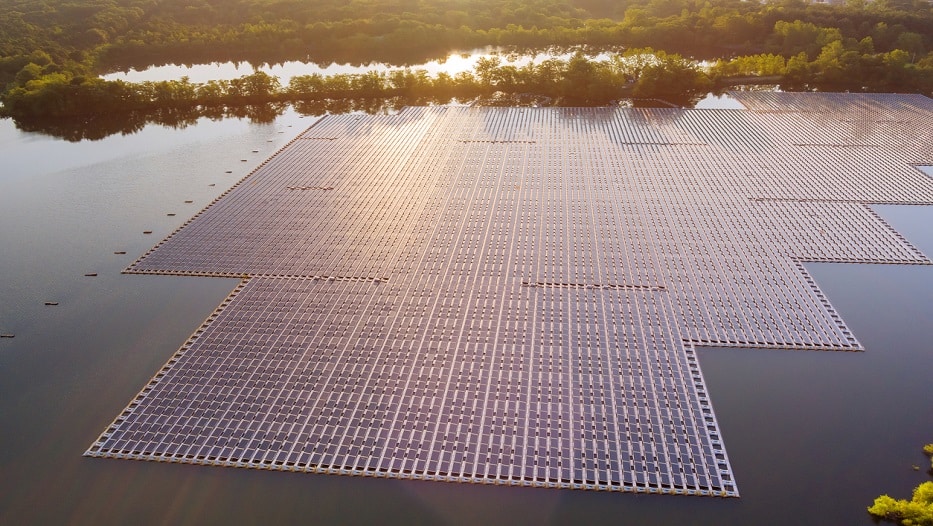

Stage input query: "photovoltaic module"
[{"left": 87, "top": 93, "right": 933, "bottom": 496}]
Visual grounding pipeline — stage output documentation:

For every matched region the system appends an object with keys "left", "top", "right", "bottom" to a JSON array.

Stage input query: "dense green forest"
[{"left": 1, "top": 0, "right": 932, "bottom": 123}]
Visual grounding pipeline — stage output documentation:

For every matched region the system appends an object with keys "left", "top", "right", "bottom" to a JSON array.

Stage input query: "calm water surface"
[
  {"left": 0, "top": 112, "right": 930, "bottom": 525},
  {"left": 100, "top": 48, "right": 612, "bottom": 85}
]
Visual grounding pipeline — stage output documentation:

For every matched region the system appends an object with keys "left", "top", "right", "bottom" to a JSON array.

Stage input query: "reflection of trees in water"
[
  {"left": 11, "top": 99, "right": 441, "bottom": 141},
  {"left": 292, "top": 98, "right": 408, "bottom": 116},
  {"left": 13, "top": 112, "right": 150, "bottom": 142},
  {"left": 12, "top": 104, "right": 287, "bottom": 142},
  {"left": 12, "top": 91, "right": 717, "bottom": 141},
  {"left": 222, "top": 103, "right": 287, "bottom": 123},
  {"left": 630, "top": 95, "right": 705, "bottom": 108},
  {"left": 97, "top": 38, "right": 460, "bottom": 74},
  {"left": 2, "top": 52, "right": 724, "bottom": 141}
]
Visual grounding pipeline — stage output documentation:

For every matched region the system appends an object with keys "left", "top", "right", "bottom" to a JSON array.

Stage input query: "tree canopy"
[
  {"left": 0, "top": 0, "right": 931, "bottom": 125},
  {"left": 868, "top": 444, "right": 933, "bottom": 526}
]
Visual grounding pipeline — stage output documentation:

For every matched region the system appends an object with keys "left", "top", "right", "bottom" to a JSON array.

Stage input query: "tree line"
[
  {"left": 3, "top": 44, "right": 931, "bottom": 123},
  {"left": 2, "top": 0, "right": 931, "bottom": 77},
  {"left": 0, "top": 0, "right": 931, "bottom": 128},
  {"left": 8, "top": 0, "right": 930, "bottom": 69}
]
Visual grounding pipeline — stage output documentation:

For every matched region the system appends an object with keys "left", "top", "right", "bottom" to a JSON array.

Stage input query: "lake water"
[
  {"left": 0, "top": 111, "right": 931, "bottom": 525},
  {"left": 97, "top": 49, "right": 751, "bottom": 112},
  {"left": 100, "top": 48, "right": 613, "bottom": 85}
]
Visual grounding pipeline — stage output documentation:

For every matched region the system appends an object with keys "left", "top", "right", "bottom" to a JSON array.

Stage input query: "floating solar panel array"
[{"left": 88, "top": 93, "right": 933, "bottom": 497}]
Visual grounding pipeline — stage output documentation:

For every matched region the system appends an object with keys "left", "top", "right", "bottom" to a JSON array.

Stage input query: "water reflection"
[
  {"left": 7, "top": 90, "right": 738, "bottom": 142},
  {"left": 9, "top": 104, "right": 288, "bottom": 142},
  {"left": 14, "top": 46, "right": 743, "bottom": 142},
  {"left": 101, "top": 47, "right": 612, "bottom": 84}
]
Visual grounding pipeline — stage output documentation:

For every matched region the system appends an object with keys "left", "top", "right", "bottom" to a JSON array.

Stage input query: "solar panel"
[{"left": 88, "top": 94, "right": 933, "bottom": 497}]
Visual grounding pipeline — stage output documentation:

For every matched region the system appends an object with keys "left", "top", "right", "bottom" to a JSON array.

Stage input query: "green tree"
[
  {"left": 813, "top": 40, "right": 863, "bottom": 89},
  {"left": 868, "top": 444, "right": 933, "bottom": 526},
  {"left": 772, "top": 20, "right": 843, "bottom": 58},
  {"left": 895, "top": 32, "right": 925, "bottom": 61},
  {"left": 868, "top": 482, "right": 933, "bottom": 526},
  {"left": 630, "top": 51, "right": 711, "bottom": 105}
]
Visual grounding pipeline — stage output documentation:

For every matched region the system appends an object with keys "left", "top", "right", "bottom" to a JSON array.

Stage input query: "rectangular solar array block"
[{"left": 89, "top": 93, "right": 933, "bottom": 497}]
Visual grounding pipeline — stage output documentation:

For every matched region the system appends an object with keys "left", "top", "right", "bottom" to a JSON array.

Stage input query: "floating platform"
[{"left": 87, "top": 93, "right": 933, "bottom": 497}]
